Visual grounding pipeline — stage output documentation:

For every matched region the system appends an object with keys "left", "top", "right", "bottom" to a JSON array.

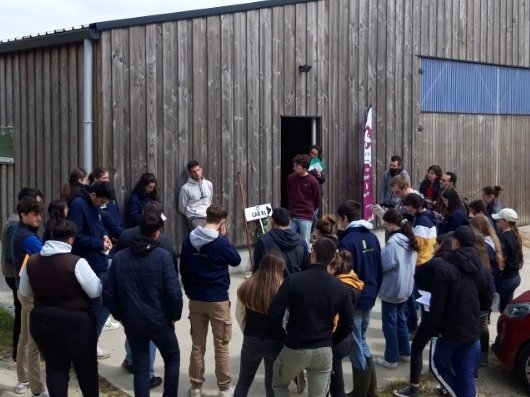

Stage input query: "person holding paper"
[{"left": 375, "top": 209, "right": 418, "bottom": 370}]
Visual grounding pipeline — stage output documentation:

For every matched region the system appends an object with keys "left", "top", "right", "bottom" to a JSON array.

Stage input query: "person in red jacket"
[{"left": 287, "top": 154, "right": 321, "bottom": 246}]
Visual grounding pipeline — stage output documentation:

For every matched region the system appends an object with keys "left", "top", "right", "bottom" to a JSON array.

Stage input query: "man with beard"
[
  {"left": 379, "top": 155, "right": 409, "bottom": 209},
  {"left": 178, "top": 160, "right": 213, "bottom": 230},
  {"left": 252, "top": 207, "right": 310, "bottom": 275}
]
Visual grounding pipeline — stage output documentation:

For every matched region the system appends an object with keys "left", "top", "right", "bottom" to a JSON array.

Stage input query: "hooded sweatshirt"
[
  {"left": 337, "top": 220, "right": 383, "bottom": 310},
  {"left": 178, "top": 177, "right": 213, "bottom": 220},
  {"left": 412, "top": 209, "right": 438, "bottom": 265},
  {"left": 103, "top": 235, "right": 183, "bottom": 328},
  {"left": 19, "top": 240, "right": 102, "bottom": 308},
  {"left": 427, "top": 247, "right": 493, "bottom": 342},
  {"left": 180, "top": 225, "right": 241, "bottom": 302},
  {"left": 253, "top": 228, "right": 310, "bottom": 274},
  {"left": 379, "top": 230, "right": 417, "bottom": 303}
]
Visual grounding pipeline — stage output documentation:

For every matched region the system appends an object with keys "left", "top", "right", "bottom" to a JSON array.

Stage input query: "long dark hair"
[
  {"left": 440, "top": 188, "right": 464, "bottom": 214},
  {"left": 482, "top": 185, "right": 503, "bottom": 198},
  {"left": 47, "top": 200, "right": 68, "bottom": 233},
  {"left": 402, "top": 193, "right": 425, "bottom": 210},
  {"left": 61, "top": 167, "right": 87, "bottom": 199},
  {"left": 132, "top": 172, "right": 159, "bottom": 201},
  {"left": 383, "top": 208, "right": 419, "bottom": 252},
  {"left": 88, "top": 166, "right": 110, "bottom": 184}
]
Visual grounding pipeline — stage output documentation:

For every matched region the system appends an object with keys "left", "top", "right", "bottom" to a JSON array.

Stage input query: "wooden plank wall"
[
  {"left": 0, "top": 43, "right": 84, "bottom": 228},
  {"left": 2, "top": 0, "right": 530, "bottom": 243}
]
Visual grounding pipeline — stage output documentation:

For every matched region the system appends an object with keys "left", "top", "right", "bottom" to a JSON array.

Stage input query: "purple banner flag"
[{"left": 362, "top": 106, "right": 374, "bottom": 221}]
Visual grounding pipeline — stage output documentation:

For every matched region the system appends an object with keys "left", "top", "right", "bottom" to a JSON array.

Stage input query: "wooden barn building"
[{"left": 1, "top": 0, "right": 530, "bottom": 247}]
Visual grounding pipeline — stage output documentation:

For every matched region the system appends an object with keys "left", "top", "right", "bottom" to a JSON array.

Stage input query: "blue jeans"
[
  {"left": 125, "top": 339, "right": 157, "bottom": 378},
  {"left": 431, "top": 337, "right": 476, "bottom": 397},
  {"left": 91, "top": 272, "right": 110, "bottom": 337},
  {"left": 289, "top": 218, "right": 312, "bottom": 247},
  {"left": 234, "top": 335, "right": 284, "bottom": 397},
  {"left": 498, "top": 274, "right": 521, "bottom": 313},
  {"left": 125, "top": 324, "right": 180, "bottom": 397},
  {"left": 349, "top": 309, "right": 372, "bottom": 370},
  {"left": 381, "top": 301, "right": 410, "bottom": 363}
]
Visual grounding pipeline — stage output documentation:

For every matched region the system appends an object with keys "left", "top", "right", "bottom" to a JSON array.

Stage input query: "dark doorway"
[{"left": 280, "top": 116, "right": 321, "bottom": 209}]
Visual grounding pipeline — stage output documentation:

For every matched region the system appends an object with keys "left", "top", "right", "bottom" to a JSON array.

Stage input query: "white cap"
[{"left": 492, "top": 208, "right": 518, "bottom": 223}]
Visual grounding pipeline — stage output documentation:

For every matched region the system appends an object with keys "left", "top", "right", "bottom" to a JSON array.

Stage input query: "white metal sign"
[{"left": 244, "top": 203, "right": 272, "bottom": 222}]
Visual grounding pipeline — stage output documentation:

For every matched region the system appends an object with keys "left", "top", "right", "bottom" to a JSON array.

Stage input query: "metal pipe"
[{"left": 83, "top": 39, "right": 93, "bottom": 172}]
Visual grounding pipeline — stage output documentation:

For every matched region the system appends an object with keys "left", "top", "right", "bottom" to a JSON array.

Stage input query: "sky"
[{"left": 0, "top": 0, "right": 265, "bottom": 41}]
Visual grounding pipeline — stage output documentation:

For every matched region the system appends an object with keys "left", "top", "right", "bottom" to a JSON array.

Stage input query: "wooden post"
[{"left": 238, "top": 172, "right": 253, "bottom": 271}]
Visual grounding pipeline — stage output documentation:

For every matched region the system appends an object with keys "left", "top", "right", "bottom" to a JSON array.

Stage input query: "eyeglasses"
[{"left": 199, "top": 181, "right": 206, "bottom": 200}]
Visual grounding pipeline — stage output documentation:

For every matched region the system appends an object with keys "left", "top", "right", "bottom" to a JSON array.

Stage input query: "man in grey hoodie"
[{"left": 178, "top": 160, "right": 213, "bottom": 230}]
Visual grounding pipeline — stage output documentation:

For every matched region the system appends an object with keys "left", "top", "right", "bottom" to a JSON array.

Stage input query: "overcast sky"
[{"left": 0, "top": 0, "right": 265, "bottom": 41}]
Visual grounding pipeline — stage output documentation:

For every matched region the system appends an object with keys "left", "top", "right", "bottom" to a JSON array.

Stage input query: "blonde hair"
[
  {"left": 472, "top": 229, "right": 490, "bottom": 269},
  {"left": 315, "top": 214, "right": 338, "bottom": 239},
  {"left": 469, "top": 214, "right": 505, "bottom": 270},
  {"left": 237, "top": 253, "right": 285, "bottom": 314}
]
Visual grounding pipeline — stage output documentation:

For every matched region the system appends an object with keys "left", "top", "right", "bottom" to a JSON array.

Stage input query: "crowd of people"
[{"left": 0, "top": 150, "right": 525, "bottom": 397}]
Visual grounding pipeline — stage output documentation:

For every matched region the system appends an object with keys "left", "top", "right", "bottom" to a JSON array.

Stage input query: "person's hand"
[{"left": 103, "top": 235, "right": 113, "bottom": 251}]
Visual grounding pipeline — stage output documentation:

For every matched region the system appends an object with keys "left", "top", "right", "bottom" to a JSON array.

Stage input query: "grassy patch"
[{"left": 0, "top": 306, "right": 13, "bottom": 353}]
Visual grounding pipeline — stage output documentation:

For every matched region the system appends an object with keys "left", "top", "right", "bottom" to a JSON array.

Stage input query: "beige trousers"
[
  {"left": 188, "top": 299, "right": 232, "bottom": 389},
  {"left": 16, "top": 292, "right": 45, "bottom": 395}
]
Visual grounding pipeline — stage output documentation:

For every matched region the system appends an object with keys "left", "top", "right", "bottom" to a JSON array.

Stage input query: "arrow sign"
[{"left": 244, "top": 203, "right": 272, "bottom": 222}]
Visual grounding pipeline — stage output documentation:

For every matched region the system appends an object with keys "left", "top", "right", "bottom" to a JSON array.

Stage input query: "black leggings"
[
  {"left": 409, "top": 315, "right": 432, "bottom": 384},
  {"left": 5, "top": 277, "right": 21, "bottom": 362}
]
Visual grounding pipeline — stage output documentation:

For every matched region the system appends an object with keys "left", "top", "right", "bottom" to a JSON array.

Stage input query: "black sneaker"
[
  {"left": 393, "top": 384, "right": 419, "bottom": 397},
  {"left": 149, "top": 376, "right": 163, "bottom": 388},
  {"left": 121, "top": 359, "right": 134, "bottom": 374}
]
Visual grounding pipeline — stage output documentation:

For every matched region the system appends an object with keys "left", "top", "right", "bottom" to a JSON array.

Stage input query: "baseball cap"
[{"left": 492, "top": 208, "right": 518, "bottom": 223}]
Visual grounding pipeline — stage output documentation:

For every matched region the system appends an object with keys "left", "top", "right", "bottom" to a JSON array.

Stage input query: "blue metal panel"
[{"left": 421, "top": 58, "right": 530, "bottom": 115}]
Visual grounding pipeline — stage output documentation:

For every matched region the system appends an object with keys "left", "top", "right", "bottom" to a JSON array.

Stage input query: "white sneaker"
[
  {"left": 400, "top": 355, "right": 411, "bottom": 363},
  {"left": 103, "top": 319, "right": 120, "bottom": 331},
  {"left": 15, "top": 382, "right": 29, "bottom": 394},
  {"left": 9, "top": 359, "right": 16, "bottom": 369},
  {"left": 189, "top": 386, "right": 203, "bottom": 397},
  {"left": 218, "top": 386, "right": 235, "bottom": 397},
  {"left": 97, "top": 346, "right": 111, "bottom": 359},
  {"left": 375, "top": 357, "right": 398, "bottom": 369}
]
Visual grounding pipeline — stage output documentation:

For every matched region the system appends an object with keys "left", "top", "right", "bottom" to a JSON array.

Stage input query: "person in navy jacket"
[
  {"left": 104, "top": 213, "right": 182, "bottom": 397},
  {"left": 180, "top": 205, "right": 241, "bottom": 397}
]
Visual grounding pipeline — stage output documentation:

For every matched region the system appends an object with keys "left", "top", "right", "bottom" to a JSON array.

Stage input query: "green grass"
[{"left": 0, "top": 306, "right": 13, "bottom": 352}]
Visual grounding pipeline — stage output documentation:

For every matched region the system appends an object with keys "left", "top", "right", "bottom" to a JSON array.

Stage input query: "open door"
[{"left": 280, "top": 116, "right": 321, "bottom": 209}]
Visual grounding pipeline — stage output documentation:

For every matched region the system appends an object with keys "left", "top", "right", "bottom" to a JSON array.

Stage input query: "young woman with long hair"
[
  {"left": 125, "top": 172, "right": 160, "bottom": 228},
  {"left": 438, "top": 188, "right": 468, "bottom": 234},
  {"left": 418, "top": 165, "right": 442, "bottom": 208},
  {"left": 492, "top": 208, "right": 524, "bottom": 312},
  {"left": 326, "top": 249, "right": 363, "bottom": 397},
  {"left": 61, "top": 167, "right": 88, "bottom": 204},
  {"left": 234, "top": 253, "right": 286, "bottom": 397},
  {"left": 376, "top": 209, "right": 419, "bottom": 369},
  {"left": 43, "top": 200, "right": 68, "bottom": 242}
]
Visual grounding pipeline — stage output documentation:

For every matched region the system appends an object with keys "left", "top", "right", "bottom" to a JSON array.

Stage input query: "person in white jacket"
[
  {"left": 178, "top": 160, "right": 213, "bottom": 230},
  {"left": 19, "top": 220, "right": 102, "bottom": 397},
  {"left": 376, "top": 209, "right": 418, "bottom": 369}
]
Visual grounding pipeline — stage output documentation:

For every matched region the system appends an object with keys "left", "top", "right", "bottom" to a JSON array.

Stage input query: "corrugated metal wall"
[{"left": 1, "top": 0, "right": 530, "bottom": 244}]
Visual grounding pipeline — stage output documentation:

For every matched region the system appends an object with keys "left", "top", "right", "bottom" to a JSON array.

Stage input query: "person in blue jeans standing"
[
  {"left": 376, "top": 209, "right": 418, "bottom": 369},
  {"left": 337, "top": 200, "right": 382, "bottom": 397},
  {"left": 429, "top": 226, "right": 493, "bottom": 397}
]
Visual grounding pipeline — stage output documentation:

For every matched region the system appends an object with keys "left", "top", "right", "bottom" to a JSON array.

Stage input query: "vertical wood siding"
[
  {"left": 0, "top": 43, "right": 84, "bottom": 227},
  {"left": 1, "top": 0, "right": 530, "bottom": 242}
]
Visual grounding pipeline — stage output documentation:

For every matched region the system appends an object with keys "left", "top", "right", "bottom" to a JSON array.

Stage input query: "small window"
[
  {"left": 0, "top": 126, "right": 14, "bottom": 163},
  {"left": 421, "top": 58, "right": 530, "bottom": 115}
]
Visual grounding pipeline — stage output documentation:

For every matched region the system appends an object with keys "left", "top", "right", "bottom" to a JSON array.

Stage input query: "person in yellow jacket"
[{"left": 327, "top": 250, "right": 364, "bottom": 397}]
